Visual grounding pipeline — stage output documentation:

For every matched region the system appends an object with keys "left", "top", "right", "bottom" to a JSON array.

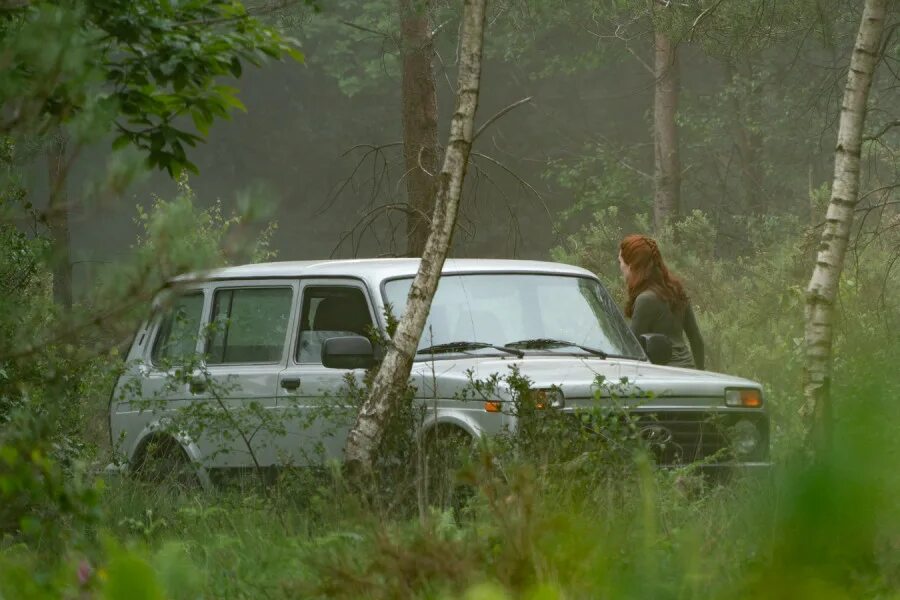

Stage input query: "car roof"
[{"left": 172, "top": 258, "right": 596, "bottom": 283}]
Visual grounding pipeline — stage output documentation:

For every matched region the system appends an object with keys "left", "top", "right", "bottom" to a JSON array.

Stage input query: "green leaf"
[
  {"left": 103, "top": 554, "right": 166, "bottom": 600},
  {"left": 286, "top": 47, "right": 305, "bottom": 63},
  {"left": 229, "top": 56, "right": 242, "bottom": 77},
  {"left": 112, "top": 133, "right": 131, "bottom": 150},
  {"left": 190, "top": 109, "right": 210, "bottom": 136},
  {"left": 216, "top": 86, "right": 246, "bottom": 111}
]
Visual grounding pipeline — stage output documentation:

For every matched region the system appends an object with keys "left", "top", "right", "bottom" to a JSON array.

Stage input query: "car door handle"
[
  {"left": 189, "top": 379, "right": 206, "bottom": 394},
  {"left": 280, "top": 377, "right": 301, "bottom": 391}
]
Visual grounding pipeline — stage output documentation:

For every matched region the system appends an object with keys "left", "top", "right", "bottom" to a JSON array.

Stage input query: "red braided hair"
[{"left": 619, "top": 234, "right": 689, "bottom": 318}]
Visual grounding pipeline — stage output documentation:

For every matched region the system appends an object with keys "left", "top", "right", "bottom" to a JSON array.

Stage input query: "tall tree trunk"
[
  {"left": 652, "top": 28, "right": 680, "bottom": 232},
  {"left": 47, "top": 132, "right": 73, "bottom": 310},
  {"left": 344, "top": 0, "right": 487, "bottom": 472},
  {"left": 400, "top": 0, "right": 440, "bottom": 257},
  {"left": 803, "top": 0, "right": 885, "bottom": 450}
]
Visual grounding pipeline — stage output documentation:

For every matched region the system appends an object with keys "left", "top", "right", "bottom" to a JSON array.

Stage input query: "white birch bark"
[
  {"left": 344, "top": 0, "right": 487, "bottom": 471},
  {"left": 803, "top": 0, "right": 886, "bottom": 445}
]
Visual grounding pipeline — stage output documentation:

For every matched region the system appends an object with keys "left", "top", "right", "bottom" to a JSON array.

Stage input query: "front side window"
[
  {"left": 296, "top": 286, "right": 374, "bottom": 363},
  {"left": 382, "top": 274, "right": 643, "bottom": 359},
  {"left": 207, "top": 287, "right": 293, "bottom": 364},
  {"left": 151, "top": 292, "right": 204, "bottom": 364}
]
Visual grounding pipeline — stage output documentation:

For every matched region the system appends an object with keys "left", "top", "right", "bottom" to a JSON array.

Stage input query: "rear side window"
[
  {"left": 151, "top": 292, "right": 204, "bottom": 364},
  {"left": 207, "top": 287, "right": 293, "bottom": 364},
  {"left": 297, "top": 286, "right": 373, "bottom": 363}
]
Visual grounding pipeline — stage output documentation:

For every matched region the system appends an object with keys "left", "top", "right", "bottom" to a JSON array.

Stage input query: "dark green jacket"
[{"left": 630, "top": 289, "right": 705, "bottom": 369}]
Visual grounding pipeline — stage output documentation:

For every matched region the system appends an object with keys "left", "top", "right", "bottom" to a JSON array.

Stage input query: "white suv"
[{"left": 109, "top": 258, "right": 770, "bottom": 484}]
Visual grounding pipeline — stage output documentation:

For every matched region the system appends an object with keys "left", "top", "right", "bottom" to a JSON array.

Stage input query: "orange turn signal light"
[
  {"left": 725, "top": 388, "right": 762, "bottom": 408},
  {"left": 484, "top": 401, "right": 502, "bottom": 413}
]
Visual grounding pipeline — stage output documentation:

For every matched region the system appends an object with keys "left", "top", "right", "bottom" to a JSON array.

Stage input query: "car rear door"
[{"left": 195, "top": 280, "right": 299, "bottom": 468}]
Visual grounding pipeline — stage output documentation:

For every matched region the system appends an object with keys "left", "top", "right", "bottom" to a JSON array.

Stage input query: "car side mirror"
[
  {"left": 322, "top": 335, "right": 377, "bottom": 370},
  {"left": 639, "top": 333, "right": 672, "bottom": 365}
]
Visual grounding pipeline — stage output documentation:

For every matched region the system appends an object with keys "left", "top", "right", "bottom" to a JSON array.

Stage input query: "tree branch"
[
  {"left": 864, "top": 119, "right": 900, "bottom": 140},
  {"left": 688, "top": 0, "right": 727, "bottom": 41},
  {"left": 473, "top": 96, "right": 533, "bottom": 141},
  {"left": 341, "top": 19, "right": 394, "bottom": 39}
]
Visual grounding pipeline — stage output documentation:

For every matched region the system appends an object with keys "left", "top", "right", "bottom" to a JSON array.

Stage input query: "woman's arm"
[{"left": 684, "top": 303, "right": 705, "bottom": 370}]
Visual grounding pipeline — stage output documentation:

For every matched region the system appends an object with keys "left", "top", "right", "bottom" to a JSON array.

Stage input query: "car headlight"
[
  {"left": 729, "top": 419, "right": 760, "bottom": 457},
  {"left": 725, "top": 388, "right": 762, "bottom": 408},
  {"left": 533, "top": 388, "right": 565, "bottom": 409}
]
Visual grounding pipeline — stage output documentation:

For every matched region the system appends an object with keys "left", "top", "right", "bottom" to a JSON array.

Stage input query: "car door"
[
  {"left": 274, "top": 279, "right": 378, "bottom": 466},
  {"left": 195, "top": 280, "right": 298, "bottom": 468}
]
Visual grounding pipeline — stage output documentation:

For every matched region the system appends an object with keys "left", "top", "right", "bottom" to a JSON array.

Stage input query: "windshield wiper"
[
  {"left": 504, "top": 338, "right": 613, "bottom": 359},
  {"left": 417, "top": 341, "right": 524, "bottom": 358}
]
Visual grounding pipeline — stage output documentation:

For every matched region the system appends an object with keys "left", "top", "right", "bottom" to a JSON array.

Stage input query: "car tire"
[
  {"left": 419, "top": 425, "right": 475, "bottom": 516},
  {"left": 132, "top": 435, "right": 201, "bottom": 492}
]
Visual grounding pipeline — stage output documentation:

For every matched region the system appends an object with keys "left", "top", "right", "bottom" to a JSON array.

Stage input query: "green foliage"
[
  {"left": 0, "top": 0, "right": 303, "bottom": 175},
  {"left": 0, "top": 172, "right": 278, "bottom": 575},
  {"left": 102, "top": 548, "right": 166, "bottom": 600},
  {"left": 460, "top": 367, "right": 648, "bottom": 472},
  {"left": 3, "top": 353, "right": 899, "bottom": 597},
  {"left": 132, "top": 176, "right": 278, "bottom": 276},
  {"left": 483, "top": 1, "right": 618, "bottom": 79},
  {"left": 0, "top": 406, "right": 103, "bottom": 553},
  {"left": 552, "top": 202, "right": 900, "bottom": 458},
  {"left": 281, "top": 0, "right": 403, "bottom": 98}
]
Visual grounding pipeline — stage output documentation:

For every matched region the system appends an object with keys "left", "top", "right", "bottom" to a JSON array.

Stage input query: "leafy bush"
[
  {"left": 552, "top": 205, "right": 899, "bottom": 459},
  {"left": 0, "top": 178, "right": 279, "bottom": 585},
  {"left": 0, "top": 406, "right": 102, "bottom": 552}
]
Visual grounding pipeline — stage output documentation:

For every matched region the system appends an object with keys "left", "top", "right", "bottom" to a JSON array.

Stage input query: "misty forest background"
[
  {"left": 2, "top": 0, "right": 900, "bottom": 598},
  {"left": 53, "top": 2, "right": 884, "bottom": 277}
]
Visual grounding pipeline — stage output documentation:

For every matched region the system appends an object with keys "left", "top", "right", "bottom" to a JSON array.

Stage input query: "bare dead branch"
[
  {"left": 864, "top": 119, "right": 900, "bottom": 141},
  {"left": 473, "top": 96, "right": 533, "bottom": 141},
  {"left": 340, "top": 19, "right": 394, "bottom": 41},
  {"left": 471, "top": 151, "right": 556, "bottom": 235},
  {"left": 688, "top": 0, "right": 727, "bottom": 41},
  {"left": 330, "top": 202, "right": 430, "bottom": 258},
  {"left": 468, "top": 161, "right": 524, "bottom": 254},
  {"left": 417, "top": 146, "right": 435, "bottom": 177},
  {"left": 583, "top": 21, "right": 654, "bottom": 75},
  {"left": 317, "top": 142, "right": 402, "bottom": 216},
  {"left": 430, "top": 17, "right": 452, "bottom": 39},
  {"left": 433, "top": 49, "right": 457, "bottom": 94}
]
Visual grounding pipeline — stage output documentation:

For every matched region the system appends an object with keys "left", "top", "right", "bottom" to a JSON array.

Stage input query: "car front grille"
[{"left": 571, "top": 409, "right": 769, "bottom": 465}]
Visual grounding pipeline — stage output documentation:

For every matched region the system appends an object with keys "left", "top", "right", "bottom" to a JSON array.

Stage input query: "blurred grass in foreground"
[{"left": 3, "top": 364, "right": 899, "bottom": 599}]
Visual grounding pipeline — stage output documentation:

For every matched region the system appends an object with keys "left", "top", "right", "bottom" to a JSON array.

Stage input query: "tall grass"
[{"left": 5, "top": 355, "right": 897, "bottom": 598}]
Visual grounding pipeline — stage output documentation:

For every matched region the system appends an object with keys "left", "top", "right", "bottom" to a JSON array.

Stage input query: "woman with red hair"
[{"left": 618, "top": 234, "right": 705, "bottom": 369}]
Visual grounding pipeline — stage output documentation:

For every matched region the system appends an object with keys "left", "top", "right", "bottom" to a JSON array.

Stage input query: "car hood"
[{"left": 409, "top": 355, "right": 762, "bottom": 408}]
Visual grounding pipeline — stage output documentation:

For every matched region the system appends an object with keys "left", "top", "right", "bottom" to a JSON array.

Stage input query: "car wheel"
[
  {"left": 132, "top": 436, "right": 201, "bottom": 492},
  {"left": 420, "top": 426, "right": 475, "bottom": 516}
]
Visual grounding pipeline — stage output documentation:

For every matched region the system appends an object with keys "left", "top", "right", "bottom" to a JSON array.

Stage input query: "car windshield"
[{"left": 382, "top": 273, "right": 644, "bottom": 360}]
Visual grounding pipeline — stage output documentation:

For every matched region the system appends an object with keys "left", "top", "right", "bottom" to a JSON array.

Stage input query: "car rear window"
[
  {"left": 207, "top": 287, "right": 293, "bottom": 364},
  {"left": 151, "top": 292, "right": 204, "bottom": 365}
]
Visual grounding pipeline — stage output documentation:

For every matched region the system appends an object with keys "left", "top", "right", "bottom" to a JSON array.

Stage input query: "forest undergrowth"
[{"left": 2, "top": 197, "right": 899, "bottom": 599}]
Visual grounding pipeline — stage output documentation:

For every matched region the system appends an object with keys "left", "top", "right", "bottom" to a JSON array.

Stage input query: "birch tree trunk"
[
  {"left": 652, "top": 27, "right": 681, "bottom": 231},
  {"left": 344, "top": 0, "right": 487, "bottom": 472},
  {"left": 803, "top": 0, "right": 886, "bottom": 449},
  {"left": 47, "top": 132, "right": 73, "bottom": 310},
  {"left": 400, "top": 0, "right": 440, "bottom": 257}
]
